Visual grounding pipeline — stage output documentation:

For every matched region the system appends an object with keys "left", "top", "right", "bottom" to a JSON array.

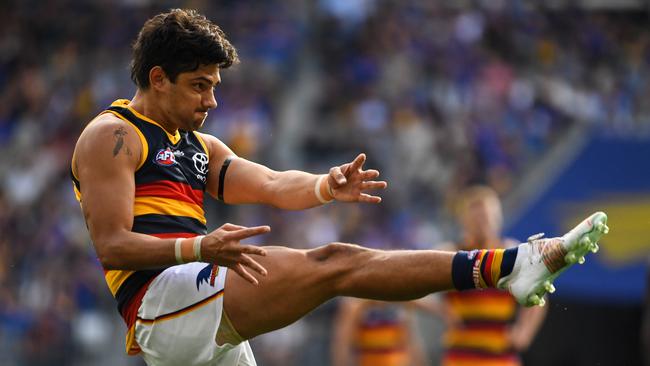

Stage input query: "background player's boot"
[{"left": 497, "top": 211, "right": 609, "bottom": 306}]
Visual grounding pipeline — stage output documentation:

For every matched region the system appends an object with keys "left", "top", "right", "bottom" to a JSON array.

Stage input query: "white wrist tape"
[
  {"left": 174, "top": 238, "right": 184, "bottom": 264},
  {"left": 193, "top": 236, "right": 204, "bottom": 262},
  {"left": 314, "top": 175, "right": 333, "bottom": 204},
  {"left": 327, "top": 180, "right": 334, "bottom": 198}
]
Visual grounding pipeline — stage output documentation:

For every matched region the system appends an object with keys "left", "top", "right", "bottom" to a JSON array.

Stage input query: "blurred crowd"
[{"left": 0, "top": 0, "right": 648, "bottom": 365}]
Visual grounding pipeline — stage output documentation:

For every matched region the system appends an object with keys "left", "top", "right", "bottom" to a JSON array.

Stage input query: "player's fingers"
[
  {"left": 358, "top": 193, "right": 382, "bottom": 204},
  {"left": 224, "top": 225, "right": 271, "bottom": 241},
  {"left": 361, "top": 181, "right": 388, "bottom": 190},
  {"left": 239, "top": 244, "right": 268, "bottom": 257},
  {"left": 360, "top": 169, "right": 380, "bottom": 180},
  {"left": 219, "top": 223, "right": 247, "bottom": 232},
  {"left": 329, "top": 166, "right": 347, "bottom": 186},
  {"left": 233, "top": 263, "right": 259, "bottom": 285},
  {"left": 240, "top": 254, "right": 268, "bottom": 276},
  {"left": 350, "top": 153, "right": 366, "bottom": 171}
]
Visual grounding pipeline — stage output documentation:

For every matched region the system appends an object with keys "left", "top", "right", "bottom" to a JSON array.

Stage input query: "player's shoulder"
[
  {"left": 80, "top": 112, "right": 136, "bottom": 138},
  {"left": 74, "top": 112, "right": 143, "bottom": 166},
  {"left": 76, "top": 112, "right": 142, "bottom": 151}
]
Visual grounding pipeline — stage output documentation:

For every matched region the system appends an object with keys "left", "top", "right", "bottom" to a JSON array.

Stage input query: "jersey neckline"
[{"left": 111, "top": 99, "right": 182, "bottom": 145}]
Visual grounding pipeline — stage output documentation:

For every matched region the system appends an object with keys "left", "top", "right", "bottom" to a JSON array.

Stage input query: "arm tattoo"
[{"left": 112, "top": 127, "right": 127, "bottom": 157}]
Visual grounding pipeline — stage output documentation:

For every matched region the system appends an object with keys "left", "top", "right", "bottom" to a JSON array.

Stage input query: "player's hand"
[
  {"left": 327, "top": 153, "right": 387, "bottom": 203},
  {"left": 202, "top": 223, "right": 270, "bottom": 285}
]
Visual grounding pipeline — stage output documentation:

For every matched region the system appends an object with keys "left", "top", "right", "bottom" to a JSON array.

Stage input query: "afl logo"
[{"left": 154, "top": 148, "right": 177, "bottom": 166}]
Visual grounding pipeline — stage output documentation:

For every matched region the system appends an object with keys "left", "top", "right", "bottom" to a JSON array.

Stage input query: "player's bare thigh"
[{"left": 223, "top": 243, "right": 367, "bottom": 339}]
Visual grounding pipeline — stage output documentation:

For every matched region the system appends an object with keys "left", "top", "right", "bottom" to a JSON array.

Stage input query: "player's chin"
[{"left": 191, "top": 113, "right": 208, "bottom": 130}]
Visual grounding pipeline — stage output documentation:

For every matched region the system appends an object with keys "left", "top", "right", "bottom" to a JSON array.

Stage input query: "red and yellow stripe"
[
  {"left": 482, "top": 250, "right": 496, "bottom": 287},
  {"left": 135, "top": 181, "right": 204, "bottom": 207},
  {"left": 447, "top": 292, "right": 516, "bottom": 321},
  {"left": 356, "top": 324, "right": 408, "bottom": 366},
  {"left": 444, "top": 327, "right": 511, "bottom": 353},
  {"left": 489, "top": 249, "right": 505, "bottom": 287},
  {"left": 474, "top": 249, "right": 506, "bottom": 288},
  {"left": 359, "top": 351, "right": 409, "bottom": 366},
  {"left": 357, "top": 325, "right": 407, "bottom": 349},
  {"left": 443, "top": 353, "right": 520, "bottom": 366},
  {"left": 133, "top": 196, "right": 206, "bottom": 225}
]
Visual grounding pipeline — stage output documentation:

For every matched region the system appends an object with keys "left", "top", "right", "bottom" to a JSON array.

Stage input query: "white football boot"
[{"left": 497, "top": 211, "right": 609, "bottom": 306}]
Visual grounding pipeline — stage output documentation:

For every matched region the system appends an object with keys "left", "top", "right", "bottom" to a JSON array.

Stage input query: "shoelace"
[{"left": 526, "top": 233, "right": 546, "bottom": 265}]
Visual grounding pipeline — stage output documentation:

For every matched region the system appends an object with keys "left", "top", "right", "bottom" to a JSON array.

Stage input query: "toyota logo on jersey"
[
  {"left": 154, "top": 148, "right": 177, "bottom": 166},
  {"left": 192, "top": 153, "right": 209, "bottom": 174}
]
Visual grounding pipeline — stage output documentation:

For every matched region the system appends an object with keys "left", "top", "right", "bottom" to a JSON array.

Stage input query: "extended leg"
[
  {"left": 224, "top": 211, "right": 609, "bottom": 339},
  {"left": 224, "top": 243, "right": 455, "bottom": 339}
]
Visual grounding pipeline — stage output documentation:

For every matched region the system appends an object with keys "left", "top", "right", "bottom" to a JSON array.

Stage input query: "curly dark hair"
[{"left": 130, "top": 9, "right": 239, "bottom": 89}]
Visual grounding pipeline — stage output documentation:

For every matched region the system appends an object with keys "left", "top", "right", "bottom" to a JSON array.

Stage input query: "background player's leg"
[{"left": 223, "top": 243, "right": 454, "bottom": 340}]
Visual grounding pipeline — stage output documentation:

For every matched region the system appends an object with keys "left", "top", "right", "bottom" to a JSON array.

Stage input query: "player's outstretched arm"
[
  {"left": 73, "top": 116, "right": 269, "bottom": 283},
  {"left": 198, "top": 133, "right": 387, "bottom": 209}
]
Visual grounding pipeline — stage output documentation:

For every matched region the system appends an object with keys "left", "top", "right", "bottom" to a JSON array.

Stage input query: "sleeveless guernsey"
[{"left": 71, "top": 99, "right": 210, "bottom": 353}]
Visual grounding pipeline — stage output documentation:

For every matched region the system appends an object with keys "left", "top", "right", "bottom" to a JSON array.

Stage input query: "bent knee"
[{"left": 307, "top": 242, "right": 367, "bottom": 262}]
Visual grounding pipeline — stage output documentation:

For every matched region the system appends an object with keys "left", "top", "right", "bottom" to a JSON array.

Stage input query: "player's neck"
[{"left": 129, "top": 91, "right": 179, "bottom": 135}]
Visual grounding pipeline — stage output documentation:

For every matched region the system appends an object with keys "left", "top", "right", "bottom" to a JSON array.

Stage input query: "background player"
[
  {"left": 439, "top": 186, "right": 547, "bottom": 366},
  {"left": 331, "top": 299, "right": 429, "bottom": 366}
]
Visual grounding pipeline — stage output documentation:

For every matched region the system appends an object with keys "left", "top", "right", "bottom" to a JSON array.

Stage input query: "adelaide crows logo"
[{"left": 196, "top": 264, "right": 219, "bottom": 290}]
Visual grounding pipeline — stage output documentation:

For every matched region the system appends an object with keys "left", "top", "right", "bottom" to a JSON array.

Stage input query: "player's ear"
[{"left": 149, "top": 66, "right": 168, "bottom": 91}]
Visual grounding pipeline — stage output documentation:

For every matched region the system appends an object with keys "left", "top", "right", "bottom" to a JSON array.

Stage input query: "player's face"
[
  {"left": 165, "top": 64, "right": 220, "bottom": 131},
  {"left": 461, "top": 196, "right": 503, "bottom": 242}
]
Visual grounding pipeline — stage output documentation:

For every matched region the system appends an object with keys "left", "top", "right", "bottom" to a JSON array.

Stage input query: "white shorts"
[{"left": 135, "top": 262, "right": 256, "bottom": 366}]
